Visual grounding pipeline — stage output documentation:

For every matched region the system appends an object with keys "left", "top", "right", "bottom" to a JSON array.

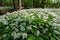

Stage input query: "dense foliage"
[
  {"left": 1, "top": 0, "right": 60, "bottom": 8},
  {"left": 0, "top": 0, "right": 60, "bottom": 15},
  {"left": 0, "top": 6, "right": 14, "bottom": 15},
  {"left": 0, "top": 9, "right": 60, "bottom": 40}
]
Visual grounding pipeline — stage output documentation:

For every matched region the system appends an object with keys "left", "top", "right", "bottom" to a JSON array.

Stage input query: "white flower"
[
  {"left": 5, "top": 26, "right": 9, "bottom": 29},
  {"left": 46, "top": 25, "right": 49, "bottom": 27},
  {"left": 33, "top": 25, "right": 37, "bottom": 28},
  {"left": 22, "top": 33, "right": 27, "bottom": 39},
  {"left": 27, "top": 26, "right": 32, "bottom": 30},
  {"left": 20, "top": 25, "right": 25, "bottom": 31},
  {"left": 21, "top": 22, "right": 26, "bottom": 26},
  {"left": 43, "top": 29, "right": 47, "bottom": 33},
  {"left": 0, "top": 18, "right": 8, "bottom": 25},
  {"left": 54, "top": 30, "right": 60, "bottom": 34},
  {"left": 2, "top": 34, "right": 7, "bottom": 37},
  {"left": 43, "top": 15, "right": 49, "bottom": 22},
  {"left": 52, "top": 23, "right": 60, "bottom": 27},
  {"left": 11, "top": 32, "right": 16, "bottom": 36},
  {"left": 36, "top": 30, "right": 40, "bottom": 36},
  {"left": 49, "top": 12, "right": 56, "bottom": 16},
  {"left": 43, "top": 16, "right": 48, "bottom": 20},
  {"left": 37, "top": 14, "right": 41, "bottom": 18},
  {"left": 11, "top": 32, "right": 21, "bottom": 39},
  {"left": 15, "top": 28, "right": 19, "bottom": 32},
  {"left": 32, "top": 16, "right": 35, "bottom": 19},
  {"left": 10, "top": 23, "right": 15, "bottom": 26},
  {"left": 30, "top": 13, "right": 33, "bottom": 16},
  {"left": 45, "top": 28, "right": 48, "bottom": 31}
]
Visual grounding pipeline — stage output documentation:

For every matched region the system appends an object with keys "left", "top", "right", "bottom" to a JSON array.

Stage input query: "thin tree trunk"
[
  {"left": 0, "top": 0, "right": 2, "bottom": 6},
  {"left": 18, "top": 0, "right": 21, "bottom": 10},
  {"left": 13, "top": 0, "right": 17, "bottom": 10},
  {"left": 41, "top": 0, "right": 46, "bottom": 8}
]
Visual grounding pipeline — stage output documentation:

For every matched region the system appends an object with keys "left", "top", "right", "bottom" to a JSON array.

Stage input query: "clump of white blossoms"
[
  {"left": 0, "top": 18, "right": 8, "bottom": 25},
  {"left": 11, "top": 32, "right": 21, "bottom": 39},
  {"left": 0, "top": 9, "right": 60, "bottom": 40},
  {"left": 2, "top": 34, "right": 7, "bottom": 38},
  {"left": 20, "top": 25, "right": 25, "bottom": 31},
  {"left": 36, "top": 30, "right": 40, "bottom": 36},
  {"left": 27, "top": 25, "right": 32, "bottom": 30},
  {"left": 22, "top": 33, "right": 27, "bottom": 39}
]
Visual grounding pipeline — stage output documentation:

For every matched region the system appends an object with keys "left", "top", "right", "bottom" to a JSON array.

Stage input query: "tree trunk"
[
  {"left": 0, "top": 0, "right": 2, "bottom": 6},
  {"left": 41, "top": 0, "right": 46, "bottom": 8},
  {"left": 13, "top": 0, "right": 17, "bottom": 10},
  {"left": 18, "top": 0, "right": 21, "bottom": 10}
]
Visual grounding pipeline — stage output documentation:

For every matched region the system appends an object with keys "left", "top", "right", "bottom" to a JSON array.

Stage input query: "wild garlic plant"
[{"left": 0, "top": 9, "right": 60, "bottom": 40}]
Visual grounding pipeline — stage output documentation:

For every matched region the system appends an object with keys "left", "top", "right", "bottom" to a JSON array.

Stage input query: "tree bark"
[
  {"left": 13, "top": 0, "right": 17, "bottom": 10},
  {"left": 41, "top": 0, "right": 46, "bottom": 8},
  {"left": 18, "top": 0, "right": 21, "bottom": 10},
  {"left": 0, "top": 0, "right": 2, "bottom": 6}
]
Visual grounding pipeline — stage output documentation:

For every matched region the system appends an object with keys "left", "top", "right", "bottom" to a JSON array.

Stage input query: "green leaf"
[
  {"left": 36, "top": 37, "right": 43, "bottom": 40},
  {"left": 27, "top": 35, "right": 35, "bottom": 40},
  {"left": 51, "top": 37, "right": 56, "bottom": 40}
]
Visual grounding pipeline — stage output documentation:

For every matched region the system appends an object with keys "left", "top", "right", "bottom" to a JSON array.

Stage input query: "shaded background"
[{"left": 0, "top": 0, "right": 60, "bottom": 15}]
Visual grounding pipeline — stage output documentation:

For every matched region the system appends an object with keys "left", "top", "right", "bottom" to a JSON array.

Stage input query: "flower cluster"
[{"left": 0, "top": 9, "right": 60, "bottom": 40}]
